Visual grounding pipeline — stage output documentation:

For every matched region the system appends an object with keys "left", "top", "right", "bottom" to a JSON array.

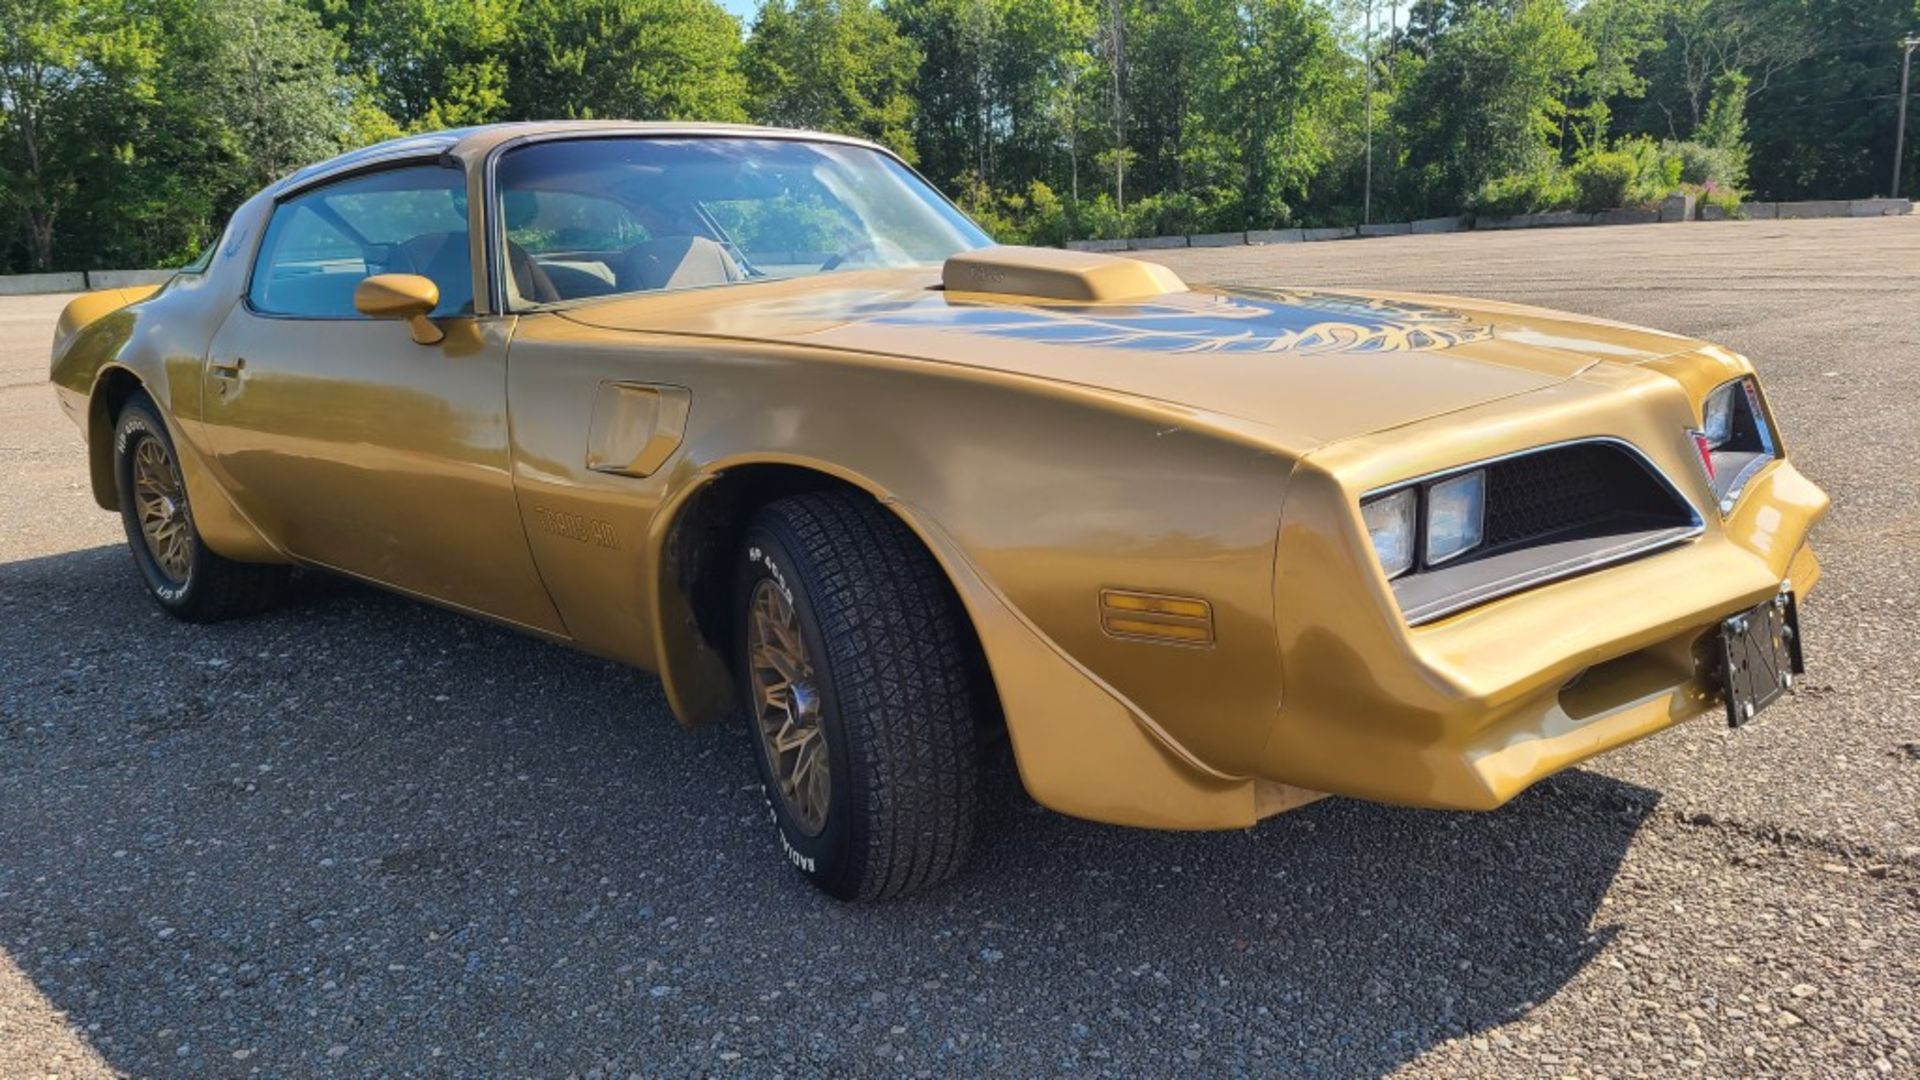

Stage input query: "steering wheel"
[{"left": 820, "top": 241, "right": 877, "bottom": 272}]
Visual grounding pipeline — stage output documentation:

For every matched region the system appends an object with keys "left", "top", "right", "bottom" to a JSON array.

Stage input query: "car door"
[{"left": 200, "top": 161, "right": 566, "bottom": 635}]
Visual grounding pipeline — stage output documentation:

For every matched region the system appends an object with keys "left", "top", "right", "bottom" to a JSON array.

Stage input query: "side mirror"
[{"left": 354, "top": 273, "right": 444, "bottom": 345}]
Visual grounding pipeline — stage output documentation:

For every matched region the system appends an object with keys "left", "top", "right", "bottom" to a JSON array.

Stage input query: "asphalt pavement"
[{"left": 3, "top": 217, "right": 1917, "bottom": 1077}]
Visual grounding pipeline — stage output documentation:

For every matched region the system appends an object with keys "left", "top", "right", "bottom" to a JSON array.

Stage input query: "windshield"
[{"left": 493, "top": 136, "right": 991, "bottom": 307}]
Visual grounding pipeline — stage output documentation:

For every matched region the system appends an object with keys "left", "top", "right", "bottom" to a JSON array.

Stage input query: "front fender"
[{"left": 596, "top": 339, "right": 1303, "bottom": 825}]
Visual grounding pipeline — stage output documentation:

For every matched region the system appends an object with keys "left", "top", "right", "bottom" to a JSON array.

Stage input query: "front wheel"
[
  {"left": 113, "top": 394, "right": 288, "bottom": 621},
  {"left": 735, "top": 492, "right": 984, "bottom": 900}
]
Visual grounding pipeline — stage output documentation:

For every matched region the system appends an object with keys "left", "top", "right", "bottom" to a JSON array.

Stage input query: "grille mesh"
[{"left": 1479, "top": 442, "right": 1689, "bottom": 554}]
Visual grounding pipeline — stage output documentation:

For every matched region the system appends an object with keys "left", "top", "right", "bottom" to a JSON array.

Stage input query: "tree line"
[{"left": 2, "top": 0, "right": 1915, "bottom": 273}]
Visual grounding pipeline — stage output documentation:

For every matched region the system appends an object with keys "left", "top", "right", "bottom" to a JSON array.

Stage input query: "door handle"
[{"left": 209, "top": 357, "right": 246, "bottom": 379}]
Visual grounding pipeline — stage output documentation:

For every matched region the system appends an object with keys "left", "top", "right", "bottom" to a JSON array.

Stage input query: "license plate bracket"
[{"left": 1720, "top": 589, "right": 1805, "bottom": 727}]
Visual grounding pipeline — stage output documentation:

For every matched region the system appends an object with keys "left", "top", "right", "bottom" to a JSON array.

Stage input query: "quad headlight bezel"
[{"left": 1360, "top": 466, "right": 1490, "bottom": 581}]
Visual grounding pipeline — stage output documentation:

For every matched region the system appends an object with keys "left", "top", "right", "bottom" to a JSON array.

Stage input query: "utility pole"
[
  {"left": 1363, "top": 1, "right": 1374, "bottom": 226},
  {"left": 1896, "top": 36, "right": 1918, "bottom": 198}
]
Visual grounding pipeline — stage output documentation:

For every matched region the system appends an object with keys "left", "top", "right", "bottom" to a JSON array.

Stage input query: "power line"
[
  {"left": 1763, "top": 92, "right": 1900, "bottom": 115},
  {"left": 1797, "top": 33, "right": 1920, "bottom": 57},
  {"left": 1754, "top": 67, "right": 1894, "bottom": 96}
]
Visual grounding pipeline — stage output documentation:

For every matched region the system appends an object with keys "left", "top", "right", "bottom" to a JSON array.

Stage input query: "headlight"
[
  {"left": 1362, "top": 469, "right": 1487, "bottom": 580},
  {"left": 1425, "top": 469, "right": 1486, "bottom": 564},
  {"left": 1361, "top": 487, "right": 1416, "bottom": 579},
  {"left": 1693, "top": 376, "right": 1777, "bottom": 512}
]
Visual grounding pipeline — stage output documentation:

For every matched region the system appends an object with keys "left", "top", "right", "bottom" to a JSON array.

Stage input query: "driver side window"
[{"left": 249, "top": 164, "right": 471, "bottom": 319}]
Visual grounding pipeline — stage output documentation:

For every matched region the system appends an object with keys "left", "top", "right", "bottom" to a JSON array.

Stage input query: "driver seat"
[{"left": 619, "top": 236, "right": 743, "bottom": 292}]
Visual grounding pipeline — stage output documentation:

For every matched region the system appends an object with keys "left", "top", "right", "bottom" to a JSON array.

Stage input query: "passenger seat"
[{"left": 618, "top": 236, "right": 744, "bottom": 292}]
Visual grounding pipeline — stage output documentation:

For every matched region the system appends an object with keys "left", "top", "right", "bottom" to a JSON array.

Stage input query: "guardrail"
[
  {"left": 1064, "top": 197, "right": 1913, "bottom": 253},
  {"left": 0, "top": 268, "right": 176, "bottom": 296}
]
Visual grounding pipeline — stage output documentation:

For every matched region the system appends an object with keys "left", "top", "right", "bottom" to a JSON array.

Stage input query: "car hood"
[{"left": 557, "top": 268, "right": 1706, "bottom": 447}]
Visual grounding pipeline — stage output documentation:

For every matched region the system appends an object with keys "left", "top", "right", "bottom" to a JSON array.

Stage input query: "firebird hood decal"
[
  {"left": 746, "top": 287, "right": 1494, "bottom": 355},
  {"left": 867, "top": 290, "right": 1495, "bottom": 355}
]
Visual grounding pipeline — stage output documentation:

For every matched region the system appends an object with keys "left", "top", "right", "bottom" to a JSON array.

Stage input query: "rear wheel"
[
  {"left": 735, "top": 491, "right": 983, "bottom": 900},
  {"left": 113, "top": 394, "right": 288, "bottom": 621}
]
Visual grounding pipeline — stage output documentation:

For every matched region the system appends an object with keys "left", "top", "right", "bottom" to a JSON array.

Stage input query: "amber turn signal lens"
[{"left": 1099, "top": 590, "right": 1215, "bottom": 647}]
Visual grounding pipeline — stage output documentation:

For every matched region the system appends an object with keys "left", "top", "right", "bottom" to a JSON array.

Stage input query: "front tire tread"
[{"left": 753, "top": 491, "right": 981, "bottom": 900}]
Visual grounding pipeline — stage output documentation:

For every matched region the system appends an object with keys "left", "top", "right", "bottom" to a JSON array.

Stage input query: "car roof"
[{"left": 273, "top": 121, "right": 890, "bottom": 197}]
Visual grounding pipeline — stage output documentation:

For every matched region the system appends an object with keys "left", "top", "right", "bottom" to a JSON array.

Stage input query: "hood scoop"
[{"left": 942, "top": 245, "right": 1188, "bottom": 303}]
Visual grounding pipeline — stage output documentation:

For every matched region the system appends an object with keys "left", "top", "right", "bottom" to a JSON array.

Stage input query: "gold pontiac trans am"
[{"left": 50, "top": 122, "right": 1827, "bottom": 899}]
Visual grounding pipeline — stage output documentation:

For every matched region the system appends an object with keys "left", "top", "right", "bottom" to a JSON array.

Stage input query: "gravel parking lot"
[{"left": 3, "top": 217, "right": 1918, "bottom": 1078}]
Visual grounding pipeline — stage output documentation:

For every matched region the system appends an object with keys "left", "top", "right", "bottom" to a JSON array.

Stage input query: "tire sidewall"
[
  {"left": 114, "top": 399, "right": 198, "bottom": 609},
  {"left": 736, "top": 519, "right": 861, "bottom": 898}
]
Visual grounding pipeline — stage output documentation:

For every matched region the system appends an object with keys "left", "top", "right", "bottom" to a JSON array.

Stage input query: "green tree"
[
  {"left": 311, "top": 0, "right": 515, "bottom": 129},
  {"left": 1572, "top": 0, "right": 1663, "bottom": 147},
  {"left": 1738, "top": 0, "right": 1911, "bottom": 200},
  {"left": 81, "top": 0, "right": 368, "bottom": 269},
  {"left": 887, "top": 0, "right": 1094, "bottom": 191},
  {"left": 509, "top": 0, "right": 748, "bottom": 121},
  {"left": 1092, "top": 0, "right": 1126, "bottom": 207},
  {"left": 887, "top": 0, "right": 1004, "bottom": 185},
  {"left": 177, "top": 0, "right": 363, "bottom": 191},
  {"left": 1040, "top": 36, "right": 1094, "bottom": 202},
  {"left": 1123, "top": 0, "right": 1240, "bottom": 206},
  {"left": 1637, "top": 0, "right": 1812, "bottom": 134},
  {"left": 745, "top": 0, "right": 922, "bottom": 158},
  {"left": 0, "top": 0, "right": 160, "bottom": 270},
  {"left": 1698, "top": 70, "right": 1747, "bottom": 151},
  {"left": 1392, "top": 0, "right": 1594, "bottom": 216},
  {"left": 1224, "top": 0, "right": 1345, "bottom": 228}
]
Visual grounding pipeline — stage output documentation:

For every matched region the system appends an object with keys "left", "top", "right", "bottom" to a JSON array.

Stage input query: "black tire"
[
  {"left": 113, "top": 393, "right": 289, "bottom": 622},
  {"left": 735, "top": 491, "right": 983, "bottom": 901}
]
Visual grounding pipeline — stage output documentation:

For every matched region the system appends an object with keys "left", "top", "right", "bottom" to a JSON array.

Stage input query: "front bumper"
[{"left": 1259, "top": 458, "right": 1827, "bottom": 811}]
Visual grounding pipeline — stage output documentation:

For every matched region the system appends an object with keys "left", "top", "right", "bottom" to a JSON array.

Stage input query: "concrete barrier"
[
  {"left": 1246, "top": 228, "right": 1303, "bottom": 245},
  {"left": 1473, "top": 215, "right": 1527, "bottom": 231},
  {"left": 1065, "top": 239, "right": 1128, "bottom": 252},
  {"left": 1777, "top": 200, "right": 1851, "bottom": 219},
  {"left": 1478, "top": 211, "right": 1595, "bottom": 230},
  {"left": 1849, "top": 197, "right": 1913, "bottom": 217},
  {"left": 88, "top": 269, "right": 175, "bottom": 289},
  {"left": 0, "top": 271, "right": 87, "bottom": 295},
  {"left": 1594, "top": 208, "right": 1661, "bottom": 226},
  {"left": 1046, "top": 194, "right": 1907, "bottom": 254},
  {"left": 1659, "top": 193, "right": 1697, "bottom": 223},
  {"left": 1188, "top": 231, "right": 1246, "bottom": 248}
]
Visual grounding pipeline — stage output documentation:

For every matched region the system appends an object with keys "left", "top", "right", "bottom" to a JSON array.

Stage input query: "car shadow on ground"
[{"left": 1, "top": 545, "right": 1658, "bottom": 1076}]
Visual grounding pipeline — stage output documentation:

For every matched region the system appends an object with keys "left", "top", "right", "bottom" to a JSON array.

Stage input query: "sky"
[{"left": 721, "top": 0, "right": 758, "bottom": 25}]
